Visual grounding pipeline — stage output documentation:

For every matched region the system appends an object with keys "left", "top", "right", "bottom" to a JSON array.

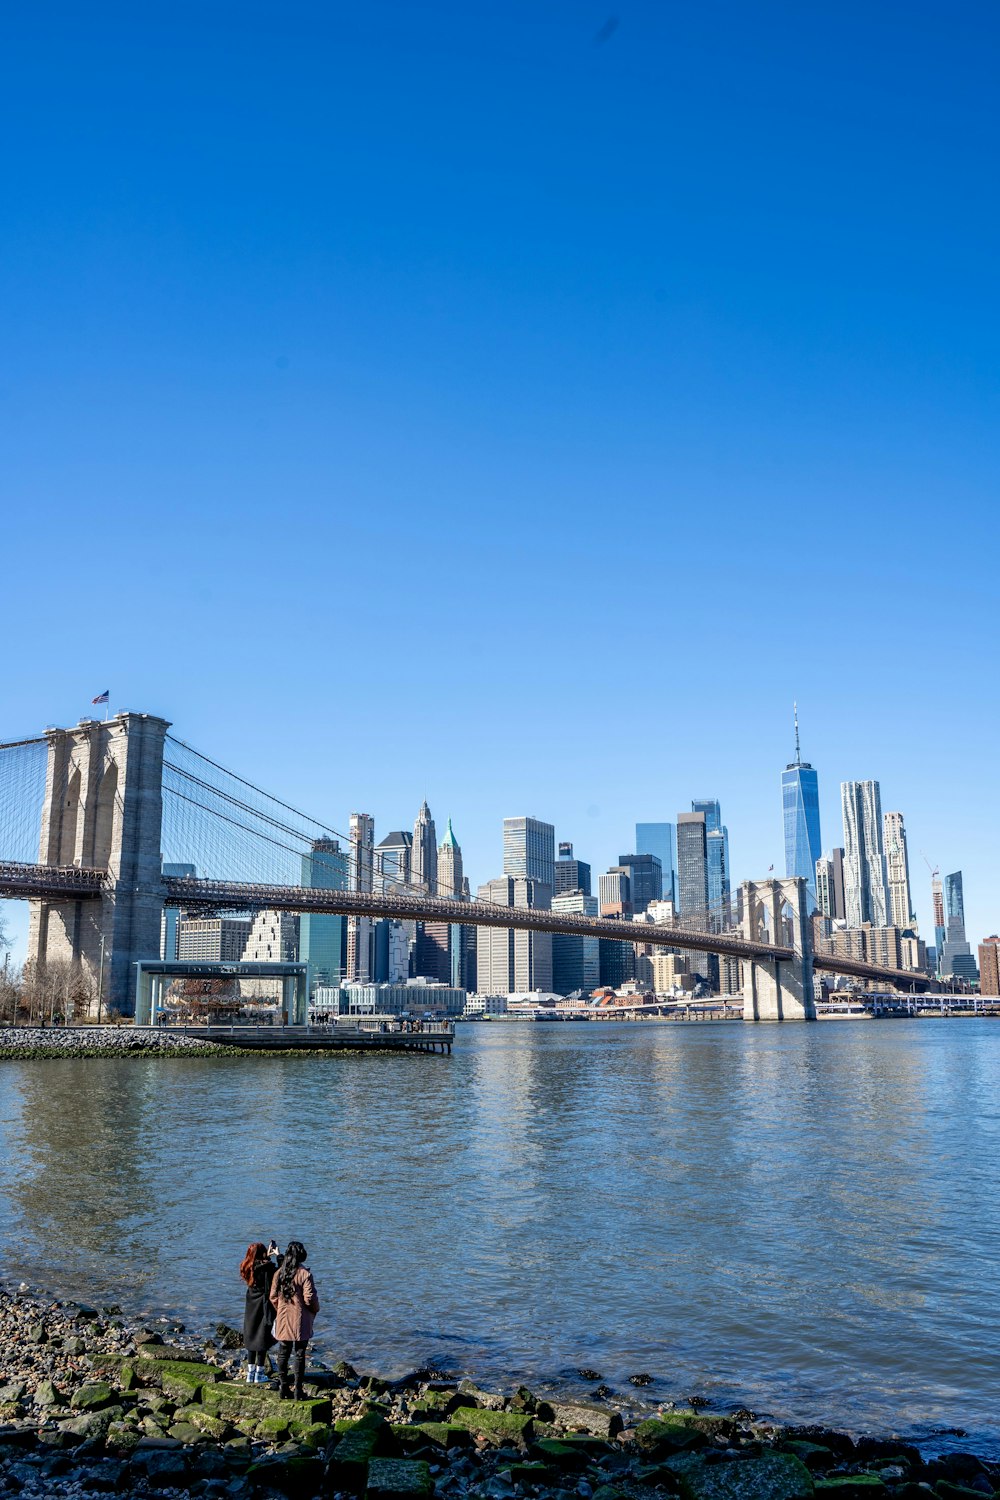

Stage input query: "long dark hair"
[{"left": 277, "top": 1241, "right": 307, "bottom": 1301}]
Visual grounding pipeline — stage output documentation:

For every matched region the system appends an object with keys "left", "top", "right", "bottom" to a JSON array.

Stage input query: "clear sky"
[{"left": 2, "top": 1, "right": 998, "bottom": 957}]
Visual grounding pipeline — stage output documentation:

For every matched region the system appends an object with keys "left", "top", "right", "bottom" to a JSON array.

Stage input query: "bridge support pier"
[
  {"left": 740, "top": 877, "right": 816, "bottom": 1021},
  {"left": 27, "top": 713, "right": 169, "bottom": 1017}
]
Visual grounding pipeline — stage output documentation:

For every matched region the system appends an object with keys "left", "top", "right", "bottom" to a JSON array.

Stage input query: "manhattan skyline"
[{"left": 2, "top": 4, "right": 997, "bottom": 951}]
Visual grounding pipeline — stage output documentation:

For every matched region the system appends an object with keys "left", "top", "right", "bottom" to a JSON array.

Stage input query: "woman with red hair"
[{"left": 239, "top": 1239, "right": 278, "bottom": 1383}]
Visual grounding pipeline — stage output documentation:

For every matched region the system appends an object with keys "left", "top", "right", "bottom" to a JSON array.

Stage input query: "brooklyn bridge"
[{"left": 0, "top": 712, "right": 933, "bottom": 1023}]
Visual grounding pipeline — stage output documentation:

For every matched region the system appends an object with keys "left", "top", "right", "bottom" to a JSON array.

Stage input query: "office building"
[
  {"left": 841, "top": 781, "right": 889, "bottom": 928},
  {"left": 782, "top": 708, "right": 822, "bottom": 907},
  {"left": 177, "top": 916, "right": 252, "bottom": 962},
  {"left": 300, "top": 837, "right": 349, "bottom": 992},
  {"left": 412, "top": 802, "right": 438, "bottom": 895},
  {"left": 599, "top": 868, "right": 632, "bottom": 916},
  {"left": 815, "top": 849, "right": 846, "bottom": 922},
  {"left": 376, "top": 830, "right": 412, "bottom": 891},
  {"left": 676, "top": 812, "right": 709, "bottom": 917},
  {"left": 617, "top": 853, "right": 662, "bottom": 913},
  {"left": 940, "top": 871, "right": 978, "bottom": 982},
  {"left": 552, "top": 891, "right": 600, "bottom": 996},
  {"left": 555, "top": 842, "right": 592, "bottom": 897},
  {"left": 979, "top": 937, "right": 1000, "bottom": 997},
  {"left": 635, "top": 823, "right": 677, "bottom": 905},
  {"left": 160, "top": 862, "right": 196, "bottom": 960},
  {"left": 415, "top": 922, "right": 451, "bottom": 983},
  {"left": 599, "top": 935, "right": 636, "bottom": 988},
  {"left": 883, "top": 812, "right": 915, "bottom": 930},
  {"left": 476, "top": 876, "right": 552, "bottom": 994},
  {"left": 347, "top": 812, "right": 375, "bottom": 983},
  {"left": 932, "top": 874, "right": 946, "bottom": 956},
  {"left": 652, "top": 951, "right": 689, "bottom": 992},
  {"left": 438, "top": 818, "right": 463, "bottom": 900},
  {"left": 503, "top": 817, "right": 556, "bottom": 891},
  {"left": 242, "top": 910, "right": 299, "bottom": 963}
]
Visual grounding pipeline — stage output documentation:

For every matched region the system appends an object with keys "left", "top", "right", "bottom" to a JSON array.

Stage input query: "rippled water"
[{"left": 1, "top": 1020, "right": 999, "bottom": 1450}]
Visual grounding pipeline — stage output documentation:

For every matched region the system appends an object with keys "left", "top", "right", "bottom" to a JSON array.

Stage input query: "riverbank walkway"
[{"left": 157, "top": 1019, "right": 455, "bottom": 1054}]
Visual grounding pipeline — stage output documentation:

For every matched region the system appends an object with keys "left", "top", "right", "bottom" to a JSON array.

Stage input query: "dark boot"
[
  {"left": 275, "top": 1344, "right": 292, "bottom": 1400},
  {"left": 292, "top": 1346, "right": 306, "bottom": 1401}
]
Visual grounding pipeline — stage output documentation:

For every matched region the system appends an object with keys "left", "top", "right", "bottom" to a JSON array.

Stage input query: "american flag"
[{"left": 92, "top": 690, "right": 109, "bottom": 705}]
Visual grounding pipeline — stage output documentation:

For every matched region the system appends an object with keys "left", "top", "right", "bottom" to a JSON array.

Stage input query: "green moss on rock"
[
  {"left": 667, "top": 1450, "right": 814, "bottom": 1500},
  {"left": 451, "top": 1406, "right": 534, "bottom": 1442},
  {"left": 366, "top": 1457, "right": 434, "bottom": 1500}
]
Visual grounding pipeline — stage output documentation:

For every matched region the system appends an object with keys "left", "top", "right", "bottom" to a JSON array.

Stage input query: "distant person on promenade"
[
  {"left": 268, "top": 1240, "right": 320, "bottom": 1400},
  {"left": 239, "top": 1239, "right": 279, "bottom": 1383}
]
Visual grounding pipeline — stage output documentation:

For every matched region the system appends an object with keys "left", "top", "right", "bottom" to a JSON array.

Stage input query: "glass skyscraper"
[
  {"left": 635, "top": 822, "right": 677, "bottom": 905},
  {"left": 782, "top": 709, "right": 822, "bottom": 908},
  {"left": 300, "top": 837, "right": 349, "bottom": 992},
  {"left": 691, "top": 799, "right": 730, "bottom": 921}
]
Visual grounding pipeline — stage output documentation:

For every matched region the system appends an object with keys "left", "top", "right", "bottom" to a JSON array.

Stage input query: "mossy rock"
[
  {"left": 935, "top": 1485, "right": 992, "bottom": 1500},
  {"left": 366, "top": 1456, "right": 433, "bottom": 1500},
  {"left": 547, "top": 1401, "right": 623, "bottom": 1440},
  {"left": 104, "top": 1421, "right": 140, "bottom": 1454},
  {"left": 329, "top": 1412, "right": 392, "bottom": 1492},
  {"left": 508, "top": 1462, "right": 551, "bottom": 1485},
  {"left": 531, "top": 1439, "right": 589, "bottom": 1471},
  {"left": 70, "top": 1381, "right": 115, "bottom": 1411},
  {"left": 168, "top": 1421, "right": 204, "bottom": 1443},
  {"left": 410, "top": 1389, "right": 459, "bottom": 1414},
  {"left": 782, "top": 1441, "right": 836, "bottom": 1470},
  {"left": 254, "top": 1412, "right": 291, "bottom": 1441},
  {"left": 290, "top": 1421, "right": 332, "bottom": 1448},
  {"left": 635, "top": 1416, "right": 709, "bottom": 1454},
  {"left": 668, "top": 1450, "right": 814, "bottom": 1500},
  {"left": 451, "top": 1406, "right": 534, "bottom": 1443},
  {"left": 200, "top": 1380, "right": 329, "bottom": 1427},
  {"left": 132, "top": 1356, "right": 222, "bottom": 1399},
  {"left": 391, "top": 1422, "right": 468, "bottom": 1450},
  {"left": 815, "top": 1480, "right": 888, "bottom": 1500},
  {"left": 245, "top": 1453, "right": 324, "bottom": 1493}
]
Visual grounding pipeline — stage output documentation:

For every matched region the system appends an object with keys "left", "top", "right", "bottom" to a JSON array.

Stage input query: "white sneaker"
[
  {"left": 254, "top": 1368, "right": 270, "bottom": 1384},
  {"left": 245, "top": 1367, "right": 255, "bottom": 1383}
]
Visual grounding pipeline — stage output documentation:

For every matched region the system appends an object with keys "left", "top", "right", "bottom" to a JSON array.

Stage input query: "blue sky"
[{"left": 2, "top": 1, "right": 998, "bottom": 956}]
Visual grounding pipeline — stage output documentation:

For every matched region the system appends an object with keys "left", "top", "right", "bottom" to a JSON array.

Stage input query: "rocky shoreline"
[
  {"left": 1, "top": 1285, "right": 997, "bottom": 1500},
  {"left": 0, "top": 1027, "right": 252, "bottom": 1059}
]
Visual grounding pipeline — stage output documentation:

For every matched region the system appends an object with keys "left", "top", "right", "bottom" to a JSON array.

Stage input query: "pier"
[{"left": 157, "top": 1020, "right": 455, "bottom": 1054}]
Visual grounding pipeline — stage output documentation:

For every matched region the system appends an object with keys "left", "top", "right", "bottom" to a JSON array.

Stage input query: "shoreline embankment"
[{"left": 0, "top": 1283, "right": 997, "bottom": 1500}]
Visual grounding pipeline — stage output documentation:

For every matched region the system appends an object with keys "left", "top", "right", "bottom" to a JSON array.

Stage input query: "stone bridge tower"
[
  {"left": 740, "top": 875, "right": 816, "bottom": 1021},
  {"left": 27, "top": 713, "right": 169, "bottom": 1016}
]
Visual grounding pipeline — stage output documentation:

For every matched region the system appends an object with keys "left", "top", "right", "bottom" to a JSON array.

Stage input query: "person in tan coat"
[{"left": 268, "top": 1241, "right": 320, "bottom": 1399}]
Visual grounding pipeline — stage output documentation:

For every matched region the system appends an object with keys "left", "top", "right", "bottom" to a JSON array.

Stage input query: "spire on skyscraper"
[{"left": 793, "top": 701, "right": 801, "bottom": 767}]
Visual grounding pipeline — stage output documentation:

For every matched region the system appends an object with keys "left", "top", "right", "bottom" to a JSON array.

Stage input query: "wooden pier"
[{"left": 154, "top": 1021, "right": 455, "bottom": 1055}]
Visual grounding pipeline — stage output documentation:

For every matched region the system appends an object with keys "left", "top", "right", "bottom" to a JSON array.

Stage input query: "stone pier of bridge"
[
  {"left": 27, "top": 713, "right": 169, "bottom": 1016},
  {"left": 740, "top": 875, "right": 816, "bottom": 1021}
]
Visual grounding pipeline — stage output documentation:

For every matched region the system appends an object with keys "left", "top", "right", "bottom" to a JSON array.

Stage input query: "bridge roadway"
[{"left": 0, "top": 861, "right": 933, "bottom": 993}]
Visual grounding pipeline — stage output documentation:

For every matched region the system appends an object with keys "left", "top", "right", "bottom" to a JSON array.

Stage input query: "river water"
[{"left": 1, "top": 1020, "right": 998, "bottom": 1450}]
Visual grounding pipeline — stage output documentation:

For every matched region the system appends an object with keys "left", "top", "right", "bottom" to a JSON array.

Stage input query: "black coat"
[{"left": 243, "top": 1260, "right": 277, "bottom": 1353}]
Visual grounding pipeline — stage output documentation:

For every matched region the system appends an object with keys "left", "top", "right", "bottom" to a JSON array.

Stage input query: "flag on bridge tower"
[{"left": 91, "top": 690, "right": 109, "bottom": 705}]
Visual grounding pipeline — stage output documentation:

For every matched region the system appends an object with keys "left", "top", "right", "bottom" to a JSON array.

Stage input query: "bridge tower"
[
  {"left": 740, "top": 876, "right": 816, "bottom": 1021},
  {"left": 27, "top": 713, "right": 169, "bottom": 1016}
]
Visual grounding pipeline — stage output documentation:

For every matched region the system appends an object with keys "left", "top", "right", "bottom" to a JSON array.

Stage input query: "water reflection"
[{"left": 0, "top": 1024, "right": 998, "bottom": 1450}]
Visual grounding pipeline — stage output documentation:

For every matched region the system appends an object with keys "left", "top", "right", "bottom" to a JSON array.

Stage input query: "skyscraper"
[
  {"left": 883, "top": 812, "right": 914, "bottom": 930},
  {"left": 347, "top": 812, "right": 375, "bottom": 983},
  {"left": 552, "top": 891, "right": 600, "bottom": 996},
  {"left": 375, "top": 830, "right": 412, "bottom": 890},
  {"left": 300, "top": 837, "right": 349, "bottom": 992},
  {"left": 692, "top": 800, "right": 730, "bottom": 924},
  {"left": 635, "top": 823, "right": 677, "bottom": 905},
  {"left": 412, "top": 801, "right": 438, "bottom": 895},
  {"left": 841, "top": 780, "right": 889, "bottom": 928},
  {"left": 782, "top": 706, "right": 822, "bottom": 908},
  {"left": 617, "top": 853, "right": 662, "bottom": 914},
  {"left": 815, "top": 849, "right": 846, "bottom": 921},
  {"left": 676, "top": 812, "right": 709, "bottom": 918},
  {"left": 932, "top": 874, "right": 946, "bottom": 956},
  {"left": 555, "top": 841, "right": 592, "bottom": 897},
  {"left": 476, "top": 876, "right": 552, "bottom": 994},
  {"left": 503, "top": 817, "right": 555, "bottom": 891},
  {"left": 438, "top": 818, "right": 463, "bottom": 899},
  {"left": 940, "top": 871, "right": 978, "bottom": 982}
]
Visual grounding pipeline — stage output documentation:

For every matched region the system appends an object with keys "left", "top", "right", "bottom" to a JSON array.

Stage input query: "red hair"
[{"left": 240, "top": 1242, "right": 267, "bottom": 1285}]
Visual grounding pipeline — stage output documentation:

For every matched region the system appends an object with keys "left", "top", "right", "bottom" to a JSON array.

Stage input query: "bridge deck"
[{"left": 160, "top": 1024, "right": 454, "bottom": 1054}]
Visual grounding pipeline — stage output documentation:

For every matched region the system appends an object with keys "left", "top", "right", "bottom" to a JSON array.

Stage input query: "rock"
[
  {"left": 667, "top": 1450, "right": 814, "bottom": 1500},
  {"left": 635, "top": 1416, "right": 709, "bottom": 1455},
  {"left": 451, "top": 1407, "right": 534, "bottom": 1444},
  {"left": 214, "top": 1324, "right": 243, "bottom": 1350},
  {"left": 200, "top": 1381, "right": 330, "bottom": 1429},
  {"left": 24, "top": 1322, "right": 48, "bottom": 1345},
  {"left": 814, "top": 1480, "right": 887, "bottom": 1500},
  {"left": 335, "top": 1361, "right": 360, "bottom": 1380},
  {"left": 628, "top": 1373, "right": 653, "bottom": 1387},
  {"left": 392, "top": 1422, "right": 468, "bottom": 1452},
  {"left": 781, "top": 1441, "right": 836, "bottom": 1471},
  {"left": 70, "top": 1380, "right": 115, "bottom": 1410},
  {"left": 245, "top": 1453, "right": 324, "bottom": 1495},
  {"left": 934, "top": 1485, "right": 992, "bottom": 1500},
  {"left": 0, "top": 1383, "right": 25, "bottom": 1404},
  {"left": 32, "top": 1380, "right": 59, "bottom": 1407},
  {"left": 131, "top": 1448, "right": 189, "bottom": 1486},
  {"left": 577, "top": 1370, "right": 603, "bottom": 1383},
  {"left": 457, "top": 1381, "right": 506, "bottom": 1410},
  {"left": 366, "top": 1457, "right": 434, "bottom": 1500},
  {"left": 328, "top": 1411, "right": 392, "bottom": 1492},
  {"left": 532, "top": 1440, "right": 590, "bottom": 1472},
  {"left": 547, "top": 1402, "right": 622, "bottom": 1441}
]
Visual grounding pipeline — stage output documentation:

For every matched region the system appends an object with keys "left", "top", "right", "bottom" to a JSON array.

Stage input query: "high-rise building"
[
  {"left": 815, "top": 849, "right": 846, "bottom": 921},
  {"left": 676, "top": 812, "right": 709, "bottom": 918},
  {"left": 841, "top": 781, "right": 889, "bottom": 928},
  {"left": 412, "top": 801, "right": 438, "bottom": 895},
  {"left": 161, "top": 862, "right": 196, "bottom": 959},
  {"left": 979, "top": 936, "right": 1000, "bottom": 997},
  {"left": 503, "top": 817, "right": 555, "bottom": 892},
  {"left": 347, "top": 812, "right": 375, "bottom": 983},
  {"left": 617, "top": 853, "right": 662, "bottom": 914},
  {"left": 932, "top": 874, "right": 946, "bottom": 956},
  {"left": 782, "top": 706, "right": 822, "bottom": 908},
  {"left": 476, "top": 876, "right": 552, "bottom": 994},
  {"left": 555, "top": 842, "right": 592, "bottom": 897},
  {"left": 242, "top": 910, "right": 299, "bottom": 963},
  {"left": 438, "top": 818, "right": 463, "bottom": 900},
  {"left": 599, "top": 868, "right": 632, "bottom": 916},
  {"left": 551, "top": 891, "right": 600, "bottom": 996},
  {"left": 176, "top": 916, "right": 252, "bottom": 961},
  {"left": 300, "top": 837, "right": 349, "bottom": 992},
  {"left": 375, "top": 830, "right": 412, "bottom": 891},
  {"left": 635, "top": 823, "right": 677, "bottom": 905},
  {"left": 940, "top": 871, "right": 978, "bottom": 982},
  {"left": 883, "top": 812, "right": 915, "bottom": 930},
  {"left": 691, "top": 799, "right": 731, "bottom": 922}
]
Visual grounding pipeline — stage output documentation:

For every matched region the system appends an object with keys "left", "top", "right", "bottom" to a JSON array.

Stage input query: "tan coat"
[{"left": 268, "top": 1265, "right": 320, "bottom": 1342}]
